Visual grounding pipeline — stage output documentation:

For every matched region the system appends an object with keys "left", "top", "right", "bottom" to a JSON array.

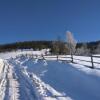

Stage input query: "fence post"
[
  {"left": 57, "top": 55, "right": 58, "bottom": 61},
  {"left": 91, "top": 55, "right": 94, "bottom": 68},
  {"left": 71, "top": 54, "right": 73, "bottom": 63}
]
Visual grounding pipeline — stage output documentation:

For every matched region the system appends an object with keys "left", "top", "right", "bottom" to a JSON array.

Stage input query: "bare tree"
[
  {"left": 66, "top": 31, "right": 77, "bottom": 55},
  {"left": 52, "top": 36, "right": 68, "bottom": 54}
]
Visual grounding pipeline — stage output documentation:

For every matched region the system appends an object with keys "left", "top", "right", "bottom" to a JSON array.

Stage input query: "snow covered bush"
[{"left": 76, "top": 43, "right": 90, "bottom": 56}]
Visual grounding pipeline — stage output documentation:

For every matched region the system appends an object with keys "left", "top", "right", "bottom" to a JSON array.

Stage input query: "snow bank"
[
  {"left": 0, "top": 60, "right": 8, "bottom": 100},
  {"left": 0, "top": 59, "right": 4, "bottom": 75}
]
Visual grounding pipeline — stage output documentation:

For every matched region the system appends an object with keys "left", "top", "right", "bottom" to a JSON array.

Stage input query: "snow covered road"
[
  {"left": 4, "top": 64, "right": 19, "bottom": 100},
  {"left": 4, "top": 61, "right": 39, "bottom": 100}
]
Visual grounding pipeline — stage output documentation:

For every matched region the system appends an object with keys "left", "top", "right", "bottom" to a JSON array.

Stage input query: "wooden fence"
[
  {"left": 43, "top": 55, "right": 100, "bottom": 69},
  {"left": 19, "top": 54, "right": 100, "bottom": 69}
]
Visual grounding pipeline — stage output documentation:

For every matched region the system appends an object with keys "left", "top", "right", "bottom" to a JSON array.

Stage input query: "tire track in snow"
[
  {"left": 0, "top": 64, "right": 7, "bottom": 100},
  {"left": 4, "top": 64, "right": 19, "bottom": 100}
]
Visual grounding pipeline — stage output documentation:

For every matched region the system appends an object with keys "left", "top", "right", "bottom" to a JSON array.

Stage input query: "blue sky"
[{"left": 0, "top": 0, "right": 100, "bottom": 44}]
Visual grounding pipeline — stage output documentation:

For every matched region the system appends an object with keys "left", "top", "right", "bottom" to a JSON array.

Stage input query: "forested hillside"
[{"left": 0, "top": 40, "right": 100, "bottom": 54}]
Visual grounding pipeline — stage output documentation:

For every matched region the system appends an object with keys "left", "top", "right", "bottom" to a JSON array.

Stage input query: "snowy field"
[{"left": 0, "top": 50, "right": 100, "bottom": 100}]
